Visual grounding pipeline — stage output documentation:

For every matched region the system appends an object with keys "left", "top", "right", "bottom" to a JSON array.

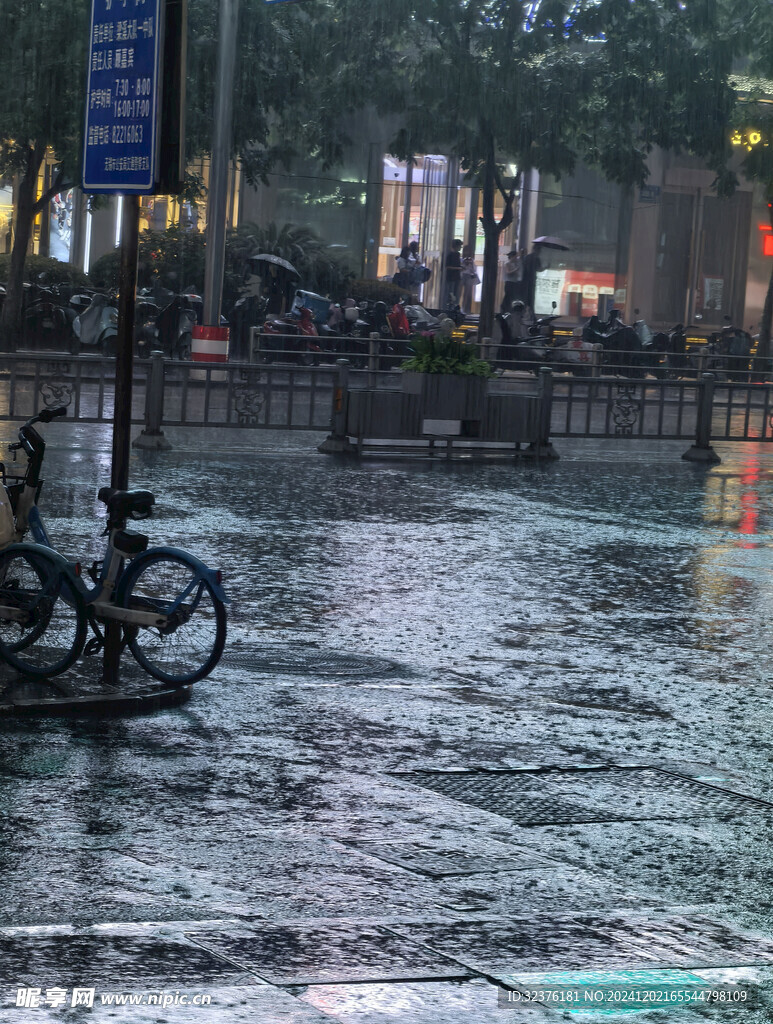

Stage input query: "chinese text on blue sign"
[{"left": 83, "top": 0, "right": 162, "bottom": 194}]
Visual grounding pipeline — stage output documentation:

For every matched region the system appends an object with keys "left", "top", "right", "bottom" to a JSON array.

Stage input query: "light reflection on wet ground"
[{"left": 0, "top": 425, "right": 773, "bottom": 1019}]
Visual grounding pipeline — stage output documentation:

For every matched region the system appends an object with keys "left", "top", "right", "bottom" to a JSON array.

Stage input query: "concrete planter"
[
  {"left": 401, "top": 371, "right": 488, "bottom": 420},
  {"left": 321, "top": 362, "right": 557, "bottom": 458}
]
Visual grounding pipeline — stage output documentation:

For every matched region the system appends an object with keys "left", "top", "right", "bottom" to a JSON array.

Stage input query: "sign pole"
[
  {"left": 103, "top": 193, "right": 140, "bottom": 687},
  {"left": 83, "top": 0, "right": 185, "bottom": 687},
  {"left": 111, "top": 194, "right": 140, "bottom": 492}
]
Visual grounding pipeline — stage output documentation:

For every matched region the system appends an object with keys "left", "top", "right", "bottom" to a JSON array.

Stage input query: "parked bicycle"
[{"left": 0, "top": 407, "right": 228, "bottom": 682}]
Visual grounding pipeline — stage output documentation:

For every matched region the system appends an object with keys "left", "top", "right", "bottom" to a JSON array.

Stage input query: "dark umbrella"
[
  {"left": 248, "top": 254, "right": 300, "bottom": 276},
  {"left": 532, "top": 236, "right": 571, "bottom": 251}
]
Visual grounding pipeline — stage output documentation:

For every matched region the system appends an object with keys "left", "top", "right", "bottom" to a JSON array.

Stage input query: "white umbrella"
[
  {"left": 248, "top": 254, "right": 300, "bottom": 275},
  {"left": 532, "top": 236, "right": 571, "bottom": 251}
]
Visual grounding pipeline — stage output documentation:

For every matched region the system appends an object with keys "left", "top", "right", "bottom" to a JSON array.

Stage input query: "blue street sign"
[{"left": 83, "top": 0, "right": 163, "bottom": 194}]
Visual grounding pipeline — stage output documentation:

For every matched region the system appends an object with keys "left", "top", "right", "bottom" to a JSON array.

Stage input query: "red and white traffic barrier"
[{"left": 191, "top": 325, "right": 229, "bottom": 381}]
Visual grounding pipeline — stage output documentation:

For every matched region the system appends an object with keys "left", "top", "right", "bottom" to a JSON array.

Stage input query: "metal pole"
[
  {"left": 146, "top": 350, "right": 165, "bottom": 434},
  {"left": 538, "top": 366, "right": 553, "bottom": 447},
  {"left": 368, "top": 334, "right": 379, "bottom": 387},
  {"left": 697, "top": 372, "right": 715, "bottom": 450},
  {"left": 333, "top": 358, "right": 350, "bottom": 438},
  {"left": 111, "top": 194, "right": 139, "bottom": 490},
  {"left": 401, "top": 162, "right": 413, "bottom": 251},
  {"left": 132, "top": 349, "right": 172, "bottom": 451},
  {"left": 528, "top": 365, "right": 558, "bottom": 460},
  {"left": 105, "top": 192, "right": 140, "bottom": 687},
  {"left": 202, "top": 0, "right": 239, "bottom": 326},
  {"left": 682, "top": 372, "right": 720, "bottom": 463},
  {"left": 317, "top": 358, "right": 354, "bottom": 454}
]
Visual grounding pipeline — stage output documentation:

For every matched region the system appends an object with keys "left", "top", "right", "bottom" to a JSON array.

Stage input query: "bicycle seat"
[{"left": 98, "top": 487, "right": 155, "bottom": 522}]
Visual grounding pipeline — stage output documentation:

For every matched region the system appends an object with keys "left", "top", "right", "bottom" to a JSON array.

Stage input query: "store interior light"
[{"left": 114, "top": 196, "right": 123, "bottom": 247}]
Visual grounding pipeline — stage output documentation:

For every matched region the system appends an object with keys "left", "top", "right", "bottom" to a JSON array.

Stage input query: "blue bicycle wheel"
[
  {"left": 118, "top": 553, "right": 226, "bottom": 685},
  {"left": 0, "top": 547, "right": 87, "bottom": 677}
]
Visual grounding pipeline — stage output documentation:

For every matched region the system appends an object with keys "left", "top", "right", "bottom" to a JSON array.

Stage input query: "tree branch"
[{"left": 32, "top": 166, "right": 73, "bottom": 216}]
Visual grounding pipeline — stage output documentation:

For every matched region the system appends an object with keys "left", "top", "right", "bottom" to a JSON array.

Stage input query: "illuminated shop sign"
[{"left": 731, "top": 130, "right": 769, "bottom": 151}]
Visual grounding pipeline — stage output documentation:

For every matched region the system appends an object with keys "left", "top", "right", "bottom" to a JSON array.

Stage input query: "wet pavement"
[{"left": 1, "top": 423, "right": 773, "bottom": 1020}]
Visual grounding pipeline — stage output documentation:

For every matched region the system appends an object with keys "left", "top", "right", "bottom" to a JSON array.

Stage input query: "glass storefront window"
[
  {"left": 0, "top": 185, "right": 13, "bottom": 254},
  {"left": 378, "top": 156, "right": 492, "bottom": 311},
  {"left": 48, "top": 189, "right": 74, "bottom": 262}
]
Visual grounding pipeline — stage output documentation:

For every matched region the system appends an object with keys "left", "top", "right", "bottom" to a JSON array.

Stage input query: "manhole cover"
[
  {"left": 394, "top": 766, "right": 773, "bottom": 825},
  {"left": 0, "top": 933, "right": 240, "bottom": 988},
  {"left": 220, "top": 646, "right": 402, "bottom": 678},
  {"left": 389, "top": 914, "right": 773, "bottom": 974},
  {"left": 347, "top": 839, "right": 556, "bottom": 878},
  {"left": 189, "top": 924, "right": 469, "bottom": 985}
]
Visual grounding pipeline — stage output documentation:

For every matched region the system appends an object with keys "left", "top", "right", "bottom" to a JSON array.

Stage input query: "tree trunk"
[
  {"left": 478, "top": 143, "right": 515, "bottom": 342},
  {"left": 479, "top": 150, "right": 499, "bottom": 341},
  {"left": 0, "top": 143, "right": 46, "bottom": 351}
]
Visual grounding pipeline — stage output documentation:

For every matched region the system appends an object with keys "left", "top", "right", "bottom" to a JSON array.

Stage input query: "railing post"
[
  {"left": 249, "top": 325, "right": 261, "bottom": 363},
  {"left": 682, "top": 371, "right": 720, "bottom": 463},
  {"left": 590, "top": 342, "right": 603, "bottom": 397},
  {"left": 132, "top": 350, "right": 172, "bottom": 450},
  {"left": 694, "top": 347, "right": 706, "bottom": 377},
  {"left": 481, "top": 336, "right": 492, "bottom": 364},
  {"left": 368, "top": 333, "right": 379, "bottom": 388},
  {"left": 318, "top": 358, "right": 355, "bottom": 454},
  {"left": 527, "top": 366, "right": 558, "bottom": 459}
]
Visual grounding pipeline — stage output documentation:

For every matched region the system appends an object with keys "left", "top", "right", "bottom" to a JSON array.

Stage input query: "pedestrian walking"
[
  {"left": 459, "top": 244, "right": 479, "bottom": 313},
  {"left": 393, "top": 245, "right": 413, "bottom": 289},
  {"left": 501, "top": 248, "right": 522, "bottom": 313},
  {"left": 444, "top": 239, "right": 463, "bottom": 308}
]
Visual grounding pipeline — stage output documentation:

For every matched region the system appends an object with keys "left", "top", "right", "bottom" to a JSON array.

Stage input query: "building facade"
[{"left": 6, "top": 134, "right": 771, "bottom": 336}]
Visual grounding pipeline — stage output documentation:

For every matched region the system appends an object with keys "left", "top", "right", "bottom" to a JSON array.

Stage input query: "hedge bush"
[{"left": 0, "top": 255, "right": 90, "bottom": 289}]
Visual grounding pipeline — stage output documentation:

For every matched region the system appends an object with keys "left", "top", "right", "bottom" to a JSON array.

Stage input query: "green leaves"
[
  {"left": 401, "top": 335, "right": 494, "bottom": 377},
  {"left": 0, "top": 0, "right": 88, "bottom": 182}
]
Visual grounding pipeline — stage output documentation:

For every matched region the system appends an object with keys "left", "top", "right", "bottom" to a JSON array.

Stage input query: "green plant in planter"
[{"left": 401, "top": 334, "right": 494, "bottom": 377}]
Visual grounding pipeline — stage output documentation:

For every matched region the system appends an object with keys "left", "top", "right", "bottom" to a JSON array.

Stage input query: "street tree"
[
  {"left": 0, "top": 0, "right": 363, "bottom": 344},
  {"left": 334, "top": 0, "right": 744, "bottom": 338},
  {"left": 0, "top": 0, "right": 89, "bottom": 344}
]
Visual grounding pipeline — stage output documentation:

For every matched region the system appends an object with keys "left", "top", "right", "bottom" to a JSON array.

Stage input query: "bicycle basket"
[
  {"left": 0, "top": 484, "right": 14, "bottom": 547},
  {"left": 0, "top": 462, "right": 29, "bottom": 515}
]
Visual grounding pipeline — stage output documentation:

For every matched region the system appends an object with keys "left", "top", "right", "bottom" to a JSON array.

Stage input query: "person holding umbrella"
[
  {"left": 520, "top": 243, "right": 543, "bottom": 317},
  {"left": 520, "top": 237, "right": 570, "bottom": 316}
]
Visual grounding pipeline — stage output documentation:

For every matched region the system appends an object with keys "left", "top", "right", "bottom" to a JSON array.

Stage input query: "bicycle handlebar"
[
  {"left": 37, "top": 406, "right": 67, "bottom": 424},
  {"left": 9, "top": 407, "right": 67, "bottom": 465},
  {"left": 13, "top": 406, "right": 67, "bottom": 442}
]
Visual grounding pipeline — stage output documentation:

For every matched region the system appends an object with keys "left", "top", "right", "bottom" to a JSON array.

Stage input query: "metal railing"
[
  {"left": 548, "top": 373, "right": 773, "bottom": 444},
  {"left": 550, "top": 377, "right": 700, "bottom": 439},
  {"left": 0, "top": 352, "right": 149, "bottom": 424},
  {"left": 6, "top": 345, "right": 773, "bottom": 460}
]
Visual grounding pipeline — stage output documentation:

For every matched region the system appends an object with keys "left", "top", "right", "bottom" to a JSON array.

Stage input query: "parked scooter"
[
  {"left": 259, "top": 306, "right": 325, "bottom": 365},
  {"left": 319, "top": 300, "right": 372, "bottom": 365},
  {"left": 702, "top": 319, "right": 754, "bottom": 381},
  {"left": 582, "top": 310, "right": 646, "bottom": 377},
  {"left": 494, "top": 304, "right": 548, "bottom": 374},
  {"left": 73, "top": 292, "right": 119, "bottom": 355},
  {"left": 156, "top": 293, "right": 199, "bottom": 360},
  {"left": 23, "top": 289, "right": 73, "bottom": 350},
  {"left": 648, "top": 323, "right": 690, "bottom": 379},
  {"left": 134, "top": 297, "right": 162, "bottom": 359}
]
